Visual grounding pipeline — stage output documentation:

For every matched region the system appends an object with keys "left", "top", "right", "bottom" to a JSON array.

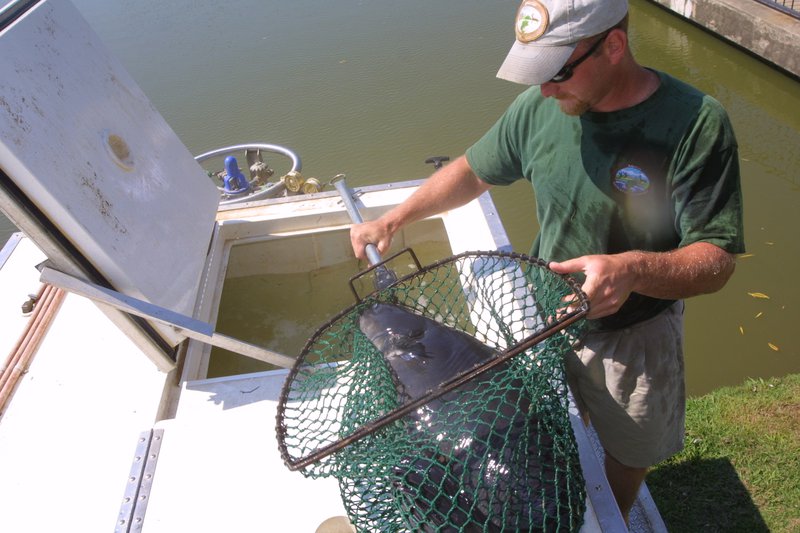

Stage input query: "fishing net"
[{"left": 276, "top": 250, "right": 589, "bottom": 532}]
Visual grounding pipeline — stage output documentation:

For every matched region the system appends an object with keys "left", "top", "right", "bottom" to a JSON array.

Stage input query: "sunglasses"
[{"left": 549, "top": 32, "right": 609, "bottom": 83}]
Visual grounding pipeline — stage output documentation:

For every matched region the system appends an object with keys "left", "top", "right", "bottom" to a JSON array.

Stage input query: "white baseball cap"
[{"left": 496, "top": 0, "right": 628, "bottom": 85}]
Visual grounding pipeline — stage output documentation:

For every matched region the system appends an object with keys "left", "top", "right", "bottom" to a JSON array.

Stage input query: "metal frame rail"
[{"left": 754, "top": 0, "right": 799, "bottom": 18}]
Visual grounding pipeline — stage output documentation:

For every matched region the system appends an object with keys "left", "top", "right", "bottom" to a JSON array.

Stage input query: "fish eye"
[{"left": 407, "top": 328, "right": 425, "bottom": 340}]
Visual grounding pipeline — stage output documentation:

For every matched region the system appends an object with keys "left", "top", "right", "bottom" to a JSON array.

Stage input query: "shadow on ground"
[{"left": 647, "top": 457, "right": 769, "bottom": 532}]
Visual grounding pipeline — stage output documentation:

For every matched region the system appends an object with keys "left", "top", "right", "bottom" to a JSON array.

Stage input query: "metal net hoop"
[{"left": 276, "top": 250, "right": 589, "bottom": 532}]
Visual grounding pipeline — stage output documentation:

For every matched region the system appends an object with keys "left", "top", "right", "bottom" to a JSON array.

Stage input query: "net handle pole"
[
  {"left": 331, "top": 174, "right": 382, "bottom": 265},
  {"left": 331, "top": 174, "right": 397, "bottom": 289}
]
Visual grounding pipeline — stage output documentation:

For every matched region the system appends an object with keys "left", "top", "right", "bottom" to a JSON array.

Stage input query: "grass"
[{"left": 647, "top": 374, "right": 800, "bottom": 532}]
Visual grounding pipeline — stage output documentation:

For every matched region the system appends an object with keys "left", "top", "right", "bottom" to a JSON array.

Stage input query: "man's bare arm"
[
  {"left": 549, "top": 242, "right": 737, "bottom": 319},
  {"left": 350, "top": 155, "right": 491, "bottom": 260}
]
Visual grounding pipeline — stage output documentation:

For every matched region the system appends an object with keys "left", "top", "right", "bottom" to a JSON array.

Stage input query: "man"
[{"left": 349, "top": 0, "right": 744, "bottom": 522}]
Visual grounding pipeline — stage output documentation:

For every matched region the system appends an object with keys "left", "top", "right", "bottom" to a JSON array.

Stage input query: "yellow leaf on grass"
[
  {"left": 748, "top": 292, "right": 770, "bottom": 299},
  {"left": 768, "top": 343, "right": 779, "bottom": 351},
  {"left": 739, "top": 326, "right": 744, "bottom": 335},
  {"left": 738, "top": 253, "right": 755, "bottom": 259},
  {"left": 755, "top": 312, "right": 764, "bottom": 318}
]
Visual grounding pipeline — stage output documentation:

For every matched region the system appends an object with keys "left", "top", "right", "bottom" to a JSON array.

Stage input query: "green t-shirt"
[{"left": 466, "top": 70, "right": 745, "bottom": 329}]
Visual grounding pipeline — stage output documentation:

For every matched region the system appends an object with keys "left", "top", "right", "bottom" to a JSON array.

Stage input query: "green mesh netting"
[{"left": 277, "top": 251, "right": 589, "bottom": 532}]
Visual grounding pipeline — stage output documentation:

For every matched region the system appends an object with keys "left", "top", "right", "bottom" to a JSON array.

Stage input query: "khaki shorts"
[{"left": 564, "top": 302, "right": 686, "bottom": 468}]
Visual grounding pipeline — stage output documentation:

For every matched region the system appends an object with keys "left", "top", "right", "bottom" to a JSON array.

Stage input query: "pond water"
[{"left": 2, "top": 0, "right": 798, "bottom": 395}]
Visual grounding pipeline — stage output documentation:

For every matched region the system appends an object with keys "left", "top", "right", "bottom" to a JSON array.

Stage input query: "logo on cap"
[{"left": 515, "top": 0, "right": 550, "bottom": 43}]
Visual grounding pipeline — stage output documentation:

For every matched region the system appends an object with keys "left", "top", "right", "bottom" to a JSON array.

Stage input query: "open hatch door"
[{"left": 0, "top": 0, "right": 282, "bottom": 370}]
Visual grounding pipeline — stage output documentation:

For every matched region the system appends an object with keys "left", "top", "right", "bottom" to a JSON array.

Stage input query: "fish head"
[{"left": 359, "top": 303, "right": 430, "bottom": 358}]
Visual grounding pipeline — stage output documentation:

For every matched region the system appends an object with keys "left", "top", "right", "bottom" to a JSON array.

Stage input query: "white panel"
[{"left": 0, "top": 0, "right": 219, "bottom": 324}]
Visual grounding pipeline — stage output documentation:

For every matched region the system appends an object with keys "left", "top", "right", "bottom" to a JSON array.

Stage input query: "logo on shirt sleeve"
[{"left": 613, "top": 165, "right": 651, "bottom": 195}]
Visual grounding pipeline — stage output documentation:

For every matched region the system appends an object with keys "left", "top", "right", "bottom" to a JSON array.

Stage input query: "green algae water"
[
  {"left": 208, "top": 239, "right": 452, "bottom": 377},
  {"left": 2, "top": 0, "right": 798, "bottom": 394},
  {"left": 208, "top": 260, "right": 361, "bottom": 377}
]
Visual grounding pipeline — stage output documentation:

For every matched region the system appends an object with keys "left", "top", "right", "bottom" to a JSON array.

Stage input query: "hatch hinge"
[{"left": 116, "top": 428, "right": 164, "bottom": 532}]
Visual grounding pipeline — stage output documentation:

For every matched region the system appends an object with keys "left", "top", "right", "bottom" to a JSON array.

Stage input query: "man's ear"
[{"left": 604, "top": 28, "right": 627, "bottom": 64}]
